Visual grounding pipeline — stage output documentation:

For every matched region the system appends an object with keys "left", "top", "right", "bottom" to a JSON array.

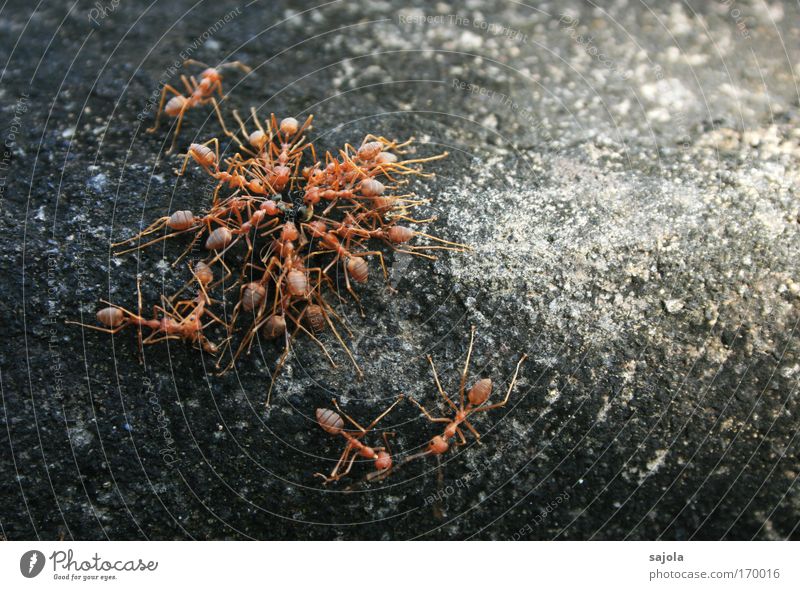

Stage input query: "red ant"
[
  {"left": 66, "top": 267, "right": 228, "bottom": 355},
  {"left": 147, "top": 59, "right": 251, "bottom": 153},
  {"left": 405, "top": 327, "right": 527, "bottom": 462},
  {"left": 302, "top": 219, "right": 388, "bottom": 313},
  {"left": 314, "top": 395, "right": 404, "bottom": 484}
]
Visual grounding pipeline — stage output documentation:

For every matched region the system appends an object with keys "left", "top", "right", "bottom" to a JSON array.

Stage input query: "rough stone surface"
[{"left": 1, "top": 0, "right": 799, "bottom": 540}]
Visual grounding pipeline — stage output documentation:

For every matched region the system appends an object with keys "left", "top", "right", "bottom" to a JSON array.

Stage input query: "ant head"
[
  {"left": 200, "top": 68, "right": 219, "bottom": 81},
  {"left": 374, "top": 451, "right": 392, "bottom": 471},
  {"left": 468, "top": 378, "right": 493, "bottom": 407},
  {"left": 429, "top": 435, "right": 448, "bottom": 455}
]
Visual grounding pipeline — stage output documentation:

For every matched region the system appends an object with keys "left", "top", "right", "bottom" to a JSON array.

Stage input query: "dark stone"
[{"left": 1, "top": 0, "right": 799, "bottom": 541}]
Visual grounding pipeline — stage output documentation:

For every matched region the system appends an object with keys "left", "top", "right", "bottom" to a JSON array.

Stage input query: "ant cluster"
[
  {"left": 70, "top": 61, "right": 525, "bottom": 486},
  {"left": 70, "top": 60, "right": 467, "bottom": 404}
]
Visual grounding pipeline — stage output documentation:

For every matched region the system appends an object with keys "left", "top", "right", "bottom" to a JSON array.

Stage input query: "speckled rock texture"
[{"left": 1, "top": 0, "right": 798, "bottom": 540}]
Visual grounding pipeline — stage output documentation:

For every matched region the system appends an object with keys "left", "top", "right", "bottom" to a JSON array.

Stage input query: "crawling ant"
[
  {"left": 405, "top": 327, "right": 527, "bottom": 462},
  {"left": 66, "top": 267, "right": 227, "bottom": 355},
  {"left": 147, "top": 59, "right": 251, "bottom": 153},
  {"left": 314, "top": 395, "right": 404, "bottom": 484}
]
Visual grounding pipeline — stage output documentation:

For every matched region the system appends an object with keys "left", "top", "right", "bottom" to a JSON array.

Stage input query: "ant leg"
[
  {"left": 393, "top": 249, "right": 436, "bottom": 261},
  {"left": 135, "top": 276, "right": 145, "bottom": 354},
  {"left": 365, "top": 468, "right": 392, "bottom": 483},
  {"left": 65, "top": 319, "right": 131, "bottom": 335},
  {"left": 316, "top": 296, "right": 353, "bottom": 337},
  {"left": 183, "top": 58, "right": 210, "bottom": 69},
  {"left": 396, "top": 152, "right": 449, "bottom": 167},
  {"left": 406, "top": 396, "right": 450, "bottom": 423},
  {"left": 427, "top": 355, "right": 459, "bottom": 413},
  {"left": 315, "top": 444, "right": 353, "bottom": 483},
  {"left": 320, "top": 309, "right": 362, "bottom": 376},
  {"left": 462, "top": 419, "right": 482, "bottom": 443},
  {"left": 113, "top": 225, "right": 198, "bottom": 256},
  {"left": 332, "top": 394, "right": 404, "bottom": 434},
  {"left": 382, "top": 432, "right": 394, "bottom": 453},
  {"left": 111, "top": 216, "right": 170, "bottom": 246},
  {"left": 250, "top": 107, "right": 266, "bottom": 134},
  {"left": 331, "top": 449, "right": 360, "bottom": 482},
  {"left": 167, "top": 101, "right": 191, "bottom": 154},
  {"left": 356, "top": 251, "right": 388, "bottom": 280},
  {"left": 343, "top": 263, "right": 365, "bottom": 317},
  {"left": 363, "top": 395, "right": 404, "bottom": 431},
  {"left": 201, "top": 309, "right": 228, "bottom": 329},
  {"left": 459, "top": 326, "right": 477, "bottom": 410},
  {"left": 141, "top": 334, "right": 181, "bottom": 346},
  {"left": 413, "top": 231, "right": 470, "bottom": 250},
  {"left": 211, "top": 98, "right": 243, "bottom": 147},
  {"left": 297, "top": 114, "right": 314, "bottom": 136},
  {"left": 146, "top": 84, "right": 184, "bottom": 134},
  {"left": 470, "top": 354, "right": 528, "bottom": 413},
  {"left": 285, "top": 308, "right": 336, "bottom": 367},
  {"left": 218, "top": 60, "right": 252, "bottom": 74},
  {"left": 179, "top": 74, "right": 194, "bottom": 95},
  {"left": 266, "top": 325, "right": 301, "bottom": 406},
  {"left": 232, "top": 109, "right": 247, "bottom": 135},
  {"left": 331, "top": 399, "right": 367, "bottom": 433},
  {"left": 170, "top": 227, "right": 208, "bottom": 268}
]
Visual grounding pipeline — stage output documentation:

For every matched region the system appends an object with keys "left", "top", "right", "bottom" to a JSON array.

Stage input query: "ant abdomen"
[
  {"left": 189, "top": 143, "right": 216, "bottom": 167},
  {"left": 387, "top": 226, "right": 413, "bottom": 244},
  {"left": 281, "top": 222, "right": 299, "bottom": 242},
  {"left": 468, "top": 378, "right": 493, "bottom": 406},
  {"left": 316, "top": 408, "right": 344, "bottom": 435},
  {"left": 280, "top": 117, "right": 299, "bottom": 136},
  {"left": 357, "top": 141, "right": 382, "bottom": 161},
  {"left": 96, "top": 307, "right": 124, "bottom": 327},
  {"left": 167, "top": 210, "right": 195, "bottom": 230},
  {"left": 241, "top": 282, "right": 266, "bottom": 311},
  {"left": 205, "top": 227, "right": 232, "bottom": 250},
  {"left": 287, "top": 270, "right": 307, "bottom": 297},
  {"left": 165, "top": 95, "right": 187, "bottom": 116},
  {"left": 248, "top": 130, "right": 267, "bottom": 150},
  {"left": 346, "top": 257, "right": 369, "bottom": 283},
  {"left": 360, "top": 178, "right": 385, "bottom": 197},
  {"left": 374, "top": 152, "right": 397, "bottom": 165},
  {"left": 194, "top": 261, "right": 214, "bottom": 286},
  {"left": 305, "top": 305, "right": 325, "bottom": 333},
  {"left": 263, "top": 314, "right": 286, "bottom": 339}
]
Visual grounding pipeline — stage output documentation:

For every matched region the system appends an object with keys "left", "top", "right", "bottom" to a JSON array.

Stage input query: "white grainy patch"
[{"left": 639, "top": 449, "right": 669, "bottom": 484}]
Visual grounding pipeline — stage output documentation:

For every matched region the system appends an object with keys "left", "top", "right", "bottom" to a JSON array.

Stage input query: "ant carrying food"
[
  {"left": 404, "top": 327, "right": 527, "bottom": 462},
  {"left": 314, "top": 395, "right": 404, "bottom": 484}
]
